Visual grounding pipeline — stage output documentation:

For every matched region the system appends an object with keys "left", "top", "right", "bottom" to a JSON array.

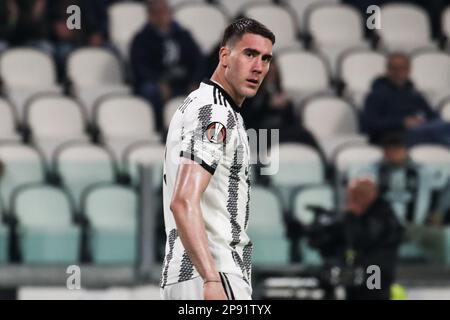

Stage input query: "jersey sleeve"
[{"left": 180, "top": 102, "right": 236, "bottom": 174}]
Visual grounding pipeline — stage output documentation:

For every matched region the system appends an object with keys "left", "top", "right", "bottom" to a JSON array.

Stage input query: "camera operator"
[{"left": 343, "top": 178, "right": 403, "bottom": 300}]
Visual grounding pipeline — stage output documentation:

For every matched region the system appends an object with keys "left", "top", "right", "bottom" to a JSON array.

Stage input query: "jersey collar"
[{"left": 202, "top": 79, "right": 241, "bottom": 113}]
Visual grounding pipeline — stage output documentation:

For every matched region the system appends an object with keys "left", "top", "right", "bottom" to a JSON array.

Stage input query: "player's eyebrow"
[{"left": 243, "top": 48, "right": 273, "bottom": 62}]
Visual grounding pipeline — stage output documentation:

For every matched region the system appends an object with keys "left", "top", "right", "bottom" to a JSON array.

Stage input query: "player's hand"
[
  {"left": 404, "top": 116, "right": 424, "bottom": 129},
  {"left": 203, "top": 282, "right": 228, "bottom": 300}
]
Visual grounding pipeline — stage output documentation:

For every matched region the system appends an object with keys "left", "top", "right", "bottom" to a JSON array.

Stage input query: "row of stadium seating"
[
  {"left": 108, "top": 0, "right": 450, "bottom": 60},
  {"left": 0, "top": 183, "right": 138, "bottom": 264},
  {"left": 2, "top": 46, "right": 450, "bottom": 121},
  {"left": 1, "top": 141, "right": 450, "bottom": 265},
  {"left": 2, "top": 89, "right": 450, "bottom": 161},
  {"left": 248, "top": 184, "right": 450, "bottom": 267}
]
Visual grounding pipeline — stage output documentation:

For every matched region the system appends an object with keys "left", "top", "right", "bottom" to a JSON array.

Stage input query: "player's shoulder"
[{"left": 183, "top": 82, "right": 233, "bottom": 119}]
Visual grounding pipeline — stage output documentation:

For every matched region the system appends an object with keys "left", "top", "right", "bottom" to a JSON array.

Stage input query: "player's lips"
[{"left": 246, "top": 79, "right": 259, "bottom": 87}]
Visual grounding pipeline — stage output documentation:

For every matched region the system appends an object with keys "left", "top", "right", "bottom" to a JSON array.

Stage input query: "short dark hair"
[
  {"left": 220, "top": 18, "right": 275, "bottom": 47},
  {"left": 380, "top": 132, "right": 407, "bottom": 148},
  {"left": 387, "top": 52, "right": 410, "bottom": 68}
]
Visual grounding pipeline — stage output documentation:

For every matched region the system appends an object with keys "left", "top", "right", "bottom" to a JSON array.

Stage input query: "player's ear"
[{"left": 219, "top": 46, "right": 230, "bottom": 68}]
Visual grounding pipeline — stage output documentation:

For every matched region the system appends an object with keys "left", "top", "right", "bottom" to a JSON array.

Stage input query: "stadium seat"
[
  {"left": 53, "top": 142, "right": 117, "bottom": 209},
  {"left": 247, "top": 186, "right": 289, "bottom": 265},
  {"left": 174, "top": 3, "right": 228, "bottom": 54},
  {"left": 267, "top": 143, "right": 324, "bottom": 187},
  {"left": 377, "top": 3, "right": 435, "bottom": 52},
  {"left": 95, "top": 95, "right": 160, "bottom": 161},
  {"left": 0, "top": 98, "right": 21, "bottom": 142},
  {"left": 265, "top": 142, "right": 325, "bottom": 209},
  {"left": 409, "top": 145, "right": 450, "bottom": 177},
  {"left": 108, "top": 1, "right": 147, "bottom": 59},
  {"left": 67, "top": 48, "right": 131, "bottom": 119},
  {"left": 338, "top": 49, "right": 386, "bottom": 108},
  {"left": 302, "top": 96, "right": 366, "bottom": 158},
  {"left": 0, "top": 143, "right": 45, "bottom": 212},
  {"left": 333, "top": 143, "right": 383, "bottom": 183},
  {"left": 283, "top": 0, "right": 339, "bottom": 31},
  {"left": 439, "top": 97, "right": 450, "bottom": 121},
  {"left": 216, "top": 0, "right": 270, "bottom": 18},
  {"left": 164, "top": 96, "right": 185, "bottom": 130},
  {"left": 243, "top": 3, "right": 300, "bottom": 51},
  {"left": 12, "top": 184, "right": 80, "bottom": 264},
  {"left": 25, "top": 95, "right": 89, "bottom": 161},
  {"left": 0, "top": 48, "right": 62, "bottom": 121},
  {"left": 277, "top": 49, "right": 330, "bottom": 103},
  {"left": 411, "top": 50, "right": 450, "bottom": 107},
  {"left": 122, "top": 141, "right": 165, "bottom": 188},
  {"left": 307, "top": 4, "right": 368, "bottom": 75},
  {"left": 292, "top": 184, "right": 336, "bottom": 265},
  {"left": 82, "top": 184, "right": 137, "bottom": 264}
]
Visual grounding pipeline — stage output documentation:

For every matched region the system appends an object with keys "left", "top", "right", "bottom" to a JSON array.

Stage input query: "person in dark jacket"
[
  {"left": 344, "top": 178, "right": 403, "bottom": 300},
  {"left": 130, "top": 0, "right": 204, "bottom": 132},
  {"left": 362, "top": 52, "right": 450, "bottom": 146}
]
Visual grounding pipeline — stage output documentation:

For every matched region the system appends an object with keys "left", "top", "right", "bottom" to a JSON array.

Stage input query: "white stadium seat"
[
  {"left": 243, "top": 3, "right": 300, "bottom": 51},
  {"left": 123, "top": 142, "right": 165, "bottom": 187},
  {"left": 307, "top": 4, "right": 368, "bottom": 75},
  {"left": 333, "top": 143, "right": 383, "bottom": 181},
  {"left": 302, "top": 96, "right": 366, "bottom": 158},
  {"left": 283, "top": 0, "right": 339, "bottom": 30},
  {"left": 338, "top": 49, "right": 386, "bottom": 107},
  {"left": 0, "top": 143, "right": 45, "bottom": 211},
  {"left": 95, "top": 95, "right": 160, "bottom": 161},
  {"left": 13, "top": 184, "right": 80, "bottom": 264},
  {"left": 108, "top": 2, "right": 147, "bottom": 59},
  {"left": 377, "top": 3, "right": 435, "bottom": 52},
  {"left": 0, "top": 48, "right": 62, "bottom": 121},
  {"left": 174, "top": 3, "right": 228, "bottom": 54},
  {"left": 411, "top": 51, "right": 450, "bottom": 107},
  {"left": 54, "top": 143, "right": 116, "bottom": 209},
  {"left": 67, "top": 48, "right": 131, "bottom": 118},
  {"left": 277, "top": 49, "right": 330, "bottom": 103},
  {"left": 82, "top": 184, "right": 137, "bottom": 263},
  {"left": 25, "top": 95, "right": 89, "bottom": 161}
]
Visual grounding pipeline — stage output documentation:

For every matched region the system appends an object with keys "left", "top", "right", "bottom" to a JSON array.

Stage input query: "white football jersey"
[{"left": 160, "top": 79, "right": 252, "bottom": 288}]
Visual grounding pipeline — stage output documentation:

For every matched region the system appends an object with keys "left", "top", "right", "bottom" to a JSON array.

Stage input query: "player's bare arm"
[{"left": 170, "top": 157, "right": 227, "bottom": 300}]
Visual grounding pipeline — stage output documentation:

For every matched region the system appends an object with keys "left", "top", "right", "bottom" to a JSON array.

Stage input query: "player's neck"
[{"left": 210, "top": 71, "right": 244, "bottom": 107}]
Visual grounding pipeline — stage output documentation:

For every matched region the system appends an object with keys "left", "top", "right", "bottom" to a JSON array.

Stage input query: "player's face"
[{"left": 224, "top": 33, "right": 273, "bottom": 101}]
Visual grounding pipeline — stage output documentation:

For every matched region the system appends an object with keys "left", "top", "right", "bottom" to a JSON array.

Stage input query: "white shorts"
[{"left": 160, "top": 272, "right": 252, "bottom": 300}]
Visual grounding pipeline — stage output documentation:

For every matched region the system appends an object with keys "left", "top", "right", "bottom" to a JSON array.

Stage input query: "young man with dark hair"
[{"left": 161, "top": 18, "right": 275, "bottom": 300}]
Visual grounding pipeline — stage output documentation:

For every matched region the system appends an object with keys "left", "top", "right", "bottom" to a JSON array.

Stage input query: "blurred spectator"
[
  {"left": 362, "top": 52, "right": 450, "bottom": 146},
  {"left": 344, "top": 177, "right": 403, "bottom": 300},
  {"left": 350, "top": 133, "right": 449, "bottom": 225},
  {"left": 8, "top": 0, "right": 52, "bottom": 53},
  {"left": 47, "top": 0, "right": 112, "bottom": 81},
  {"left": 130, "top": 0, "right": 204, "bottom": 132},
  {"left": 241, "top": 59, "right": 324, "bottom": 159}
]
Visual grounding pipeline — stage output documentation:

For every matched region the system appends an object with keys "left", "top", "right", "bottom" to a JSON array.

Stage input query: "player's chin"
[{"left": 242, "top": 86, "right": 259, "bottom": 98}]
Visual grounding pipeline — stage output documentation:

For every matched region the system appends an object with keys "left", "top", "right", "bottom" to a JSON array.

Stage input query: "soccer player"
[{"left": 160, "top": 18, "right": 275, "bottom": 300}]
